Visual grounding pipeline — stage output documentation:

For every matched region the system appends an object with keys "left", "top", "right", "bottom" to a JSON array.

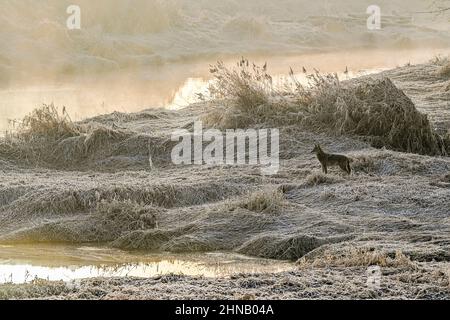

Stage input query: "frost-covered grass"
[
  {"left": 230, "top": 188, "right": 286, "bottom": 214},
  {"left": 0, "top": 60, "right": 450, "bottom": 300},
  {"left": 439, "top": 63, "right": 450, "bottom": 78},
  {"left": 298, "top": 246, "right": 417, "bottom": 269},
  {"left": 436, "top": 56, "right": 450, "bottom": 78},
  {"left": 1, "top": 263, "right": 449, "bottom": 300}
]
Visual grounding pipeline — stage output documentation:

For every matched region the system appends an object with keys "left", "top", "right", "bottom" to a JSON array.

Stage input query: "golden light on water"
[
  {"left": 1, "top": 47, "right": 448, "bottom": 133},
  {"left": 0, "top": 244, "right": 293, "bottom": 284}
]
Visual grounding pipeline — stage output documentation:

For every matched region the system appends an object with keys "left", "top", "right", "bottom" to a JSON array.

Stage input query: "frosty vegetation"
[
  {"left": 205, "top": 57, "right": 449, "bottom": 155},
  {"left": 0, "top": 58, "right": 450, "bottom": 299}
]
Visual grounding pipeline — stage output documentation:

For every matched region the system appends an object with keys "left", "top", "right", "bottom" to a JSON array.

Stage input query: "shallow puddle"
[{"left": 0, "top": 244, "right": 293, "bottom": 284}]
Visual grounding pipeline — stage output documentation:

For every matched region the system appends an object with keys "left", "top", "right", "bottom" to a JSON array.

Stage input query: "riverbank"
[{"left": 0, "top": 58, "right": 449, "bottom": 299}]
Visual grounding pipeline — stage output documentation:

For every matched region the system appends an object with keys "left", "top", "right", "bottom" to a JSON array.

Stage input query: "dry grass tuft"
[
  {"left": 304, "top": 172, "right": 343, "bottom": 186},
  {"left": 83, "top": 126, "right": 130, "bottom": 155},
  {"left": 1, "top": 104, "right": 82, "bottom": 164},
  {"left": 0, "top": 280, "right": 69, "bottom": 299},
  {"left": 94, "top": 199, "right": 159, "bottom": 239},
  {"left": 445, "top": 130, "right": 450, "bottom": 151},
  {"left": 16, "top": 103, "right": 79, "bottom": 142},
  {"left": 298, "top": 246, "right": 417, "bottom": 269},
  {"left": 445, "top": 82, "right": 450, "bottom": 92},
  {"left": 208, "top": 58, "right": 271, "bottom": 112},
  {"left": 204, "top": 59, "right": 298, "bottom": 129},
  {"left": 0, "top": 104, "right": 135, "bottom": 167},
  {"left": 444, "top": 265, "right": 450, "bottom": 288},
  {"left": 238, "top": 234, "right": 324, "bottom": 260},
  {"left": 438, "top": 62, "right": 450, "bottom": 78},
  {"left": 351, "top": 154, "right": 376, "bottom": 174},
  {"left": 231, "top": 188, "right": 286, "bottom": 214}
]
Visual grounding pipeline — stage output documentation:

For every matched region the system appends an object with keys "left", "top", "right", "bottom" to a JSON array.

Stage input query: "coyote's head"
[{"left": 311, "top": 144, "right": 321, "bottom": 154}]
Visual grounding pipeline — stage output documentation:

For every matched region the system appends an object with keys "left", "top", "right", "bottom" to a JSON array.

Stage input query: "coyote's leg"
[
  {"left": 339, "top": 161, "right": 351, "bottom": 174},
  {"left": 321, "top": 163, "right": 327, "bottom": 174}
]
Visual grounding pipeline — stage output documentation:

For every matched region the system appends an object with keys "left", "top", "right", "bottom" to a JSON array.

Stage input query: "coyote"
[{"left": 311, "top": 144, "right": 351, "bottom": 174}]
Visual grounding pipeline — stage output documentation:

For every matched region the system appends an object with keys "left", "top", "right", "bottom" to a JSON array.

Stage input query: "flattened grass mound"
[
  {"left": 230, "top": 188, "right": 286, "bottom": 214},
  {"left": 237, "top": 234, "right": 354, "bottom": 260},
  {"left": 205, "top": 60, "right": 447, "bottom": 156},
  {"left": 0, "top": 199, "right": 160, "bottom": 244},
  {"left": 237, "top": 234, "right": 325, "bottom": 260},
  {"left": 95, "top": 199, "right": 159, "bottom": 238},
  {"left": 0, "top": 104, "right": 81, "bottom": 164},
  {"left": 303, "top": 76, "right": 445, "bottom": 156},
  {"left": 304, "top": 172, "right": 343, "bottom": 186},
  {"left": 18, "top": 104, "right": 79, "bottom": 141},
  {"left": 0, "top": 104, "right": 171, "bottom": 170},
  {"left": 298, "top": 245, "right": 417, "bottom": 269}
]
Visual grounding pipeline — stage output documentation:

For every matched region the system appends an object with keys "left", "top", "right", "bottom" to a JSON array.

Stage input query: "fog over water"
[
  {"left": 0, "top": 0, "right": 449, "bottom": 130},
  {"left": 1, "top": 1, "right": 450, "bottom": 300}
]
